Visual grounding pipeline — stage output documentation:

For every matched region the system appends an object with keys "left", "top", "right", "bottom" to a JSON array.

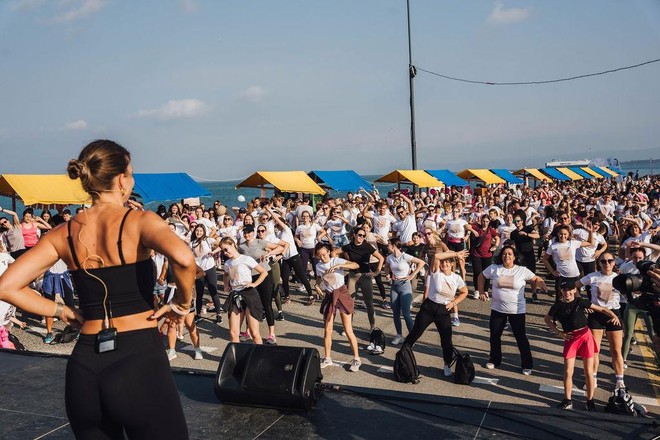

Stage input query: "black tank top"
[{"left": 67, "top": 209, "right": 155, "bottom": 320}]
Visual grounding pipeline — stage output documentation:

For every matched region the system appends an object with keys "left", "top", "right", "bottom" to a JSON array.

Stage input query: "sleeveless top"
[
  {"left": 22, "top": 224, "right": 39, "bottom": 248},
  {"left": 68, "top": 209, "right": 155, "bottom": 320}
]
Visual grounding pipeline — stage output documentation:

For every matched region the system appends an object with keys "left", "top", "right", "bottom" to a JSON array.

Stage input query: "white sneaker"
[
  {"left": 522, "top": 369, "right": 532, "bottom": 376},
  {"left": 443, "top": 365, "right": 452, "bottom": 377},
  {"left": 391, "top": 334, "right": 403, "bottom": 345},
  {"left": 320, "top": 357, "right": 334, "bottom": 368},
  {"left": 166, "top": 349, "right": 177, "bottom": 361},
  {"left": 485, "top": 362, "right": 496, "bottom": 369},
  {"left": 583, "top": 377, "right": 598, "bottom": 390},
  {"left": 472, "top": 290, "right": 480, "bottom": 299},
  {"left": 349, "top": 358, "right": 362, "bottom": 372},
  {"left": 194, "top": 348, "right": 203, "bottom": 360}
]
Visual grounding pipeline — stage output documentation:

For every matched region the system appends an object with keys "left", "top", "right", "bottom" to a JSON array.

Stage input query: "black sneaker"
[
  {"left": 215, "top": 315, "right": 223, "bottom": 325},
  {"left": 585, "top": 399, "right": 596, "bottom": 412},
  {"left": 557, "top": 399, "right": 573, "bottom": 410},
  {"left": 531, "top": 294, "right": 540, "bottom": 304},
  {"left": 275, "top": 311, "right": 284, "bottom": 321}
]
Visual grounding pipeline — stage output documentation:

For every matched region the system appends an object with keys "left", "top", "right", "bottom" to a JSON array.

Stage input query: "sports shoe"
[
  {"left": 176, "top": 333, "right": 184, "bottom": 341},
  {"left": 216, "top": 315, "right": 223, "bottom": 324},
  {"left": 631, "top": 337, "right": 638, "bottom": 346},
  {"left": 320, "top": 357, "right": 334, "bottom": 368},
  {"left": 239, "top": 331, "right": 252, "bottom": 342},
  {"left": 472, "top": 290, "right": 480, "bottom": 300},
  {"left": 557, "top": 399, "right": 573, "bottom": 410},
  {"left": 266, "top": 335, "right": 277, "bottom": 345},
  {"left": 615, "top": 380, "right": 626, "bottom": 391},
  {"left": 522, "top": 369, "right": 533, "bottom": 376},
  {"left": 381, "top": 300, "right": 391, "bottom": 310},
  {"left": 585, "top": 399, "right": 597, "bottom": 412},
  {"left": 43, "top": 333, "right": 54, "bottom": 344},
  {"left": 276, "top": 311, "right": 285, "bottom": 321},
  {"left": 451, "top": 316, "right": 460, "bottom": 327},
  {"left": 340, "top": 330, "right": 346, "bottom": 337},
  {"left": 443, "top": 365, "right": 452, "bottom": 377},
  {"left": 194, "top": 348, "right": 203, "bottom": 360},
  {"left": 194, "top": 315, "right": 203, "bottom": 324},
  {"left": 531, "top": 294, "right": 540, "bottom": 304},
  {"left": 349, "top": 358, "right": 362, "bottom": 372},
  {"left": 391, "top": 334, "right": 403, "bottom": 345},
  {"left": 283, "top": 296, "right": 291, "bottom": 305},
  {"left": 485, "top": 362, "right": 496, "bottom": 370},
  {"left": 166, "top": 349, "right": 177, "bottom": 361}
]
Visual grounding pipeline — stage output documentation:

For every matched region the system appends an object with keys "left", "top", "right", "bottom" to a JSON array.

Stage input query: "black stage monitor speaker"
[{"left": 214, "top": 343, "right": 323, "bottom": 411}]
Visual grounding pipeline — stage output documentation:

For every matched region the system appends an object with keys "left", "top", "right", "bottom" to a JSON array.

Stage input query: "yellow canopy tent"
[
  {"left": 0, "top": 174, "right": 91, "bottom": 207},
  {"left": 457, "top": 169, "right": 505, "bottom": 185},
  {"left": 236, "top": 171, "right": 325, "bottom": 195},
  {"left": 599, "top": 167, "right": 619, "bottom": 177},
  {"left": 513, "top": 168, "right": 549, "bottom": 181},
  {"left": 374, "top": 170, "right": 444, "bottom": 188},
  {"left": 556, "top": 167, "right": 583, "bottom": 180},
  {"left": 580, "top": 167, "right": 605, "bottom": 179}
]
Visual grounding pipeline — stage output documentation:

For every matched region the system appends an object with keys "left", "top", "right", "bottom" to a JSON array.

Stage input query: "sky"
[{"left": 1, "top": 0, "right": 659, "bottom": 181}]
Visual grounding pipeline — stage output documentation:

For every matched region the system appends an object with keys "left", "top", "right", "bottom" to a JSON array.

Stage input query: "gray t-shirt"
[
  {"left": 238, "top": 239, "right": 271, "bottom": 275},
  {"left": 3, "top": 227, "right": 25, "bottom": 252}
]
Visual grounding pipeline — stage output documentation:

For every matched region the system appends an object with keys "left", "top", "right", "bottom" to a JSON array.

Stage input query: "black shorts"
[
  {"left": 447, "top": 241, "right": 465, "bottom": 252},
  {"left": 223, "top": 288, "right": 263, "bottom": 319},
  {"left": 588, "top": 307, "right": 623, "bottom": 332}
]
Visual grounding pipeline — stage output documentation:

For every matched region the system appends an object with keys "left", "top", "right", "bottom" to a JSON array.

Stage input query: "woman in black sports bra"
[{"left": 0, "top": 140, "right": 196, "bottom": 439}]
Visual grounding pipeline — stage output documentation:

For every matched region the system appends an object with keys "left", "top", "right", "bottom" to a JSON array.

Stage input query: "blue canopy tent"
[
  {"left": 133, "top": 173, "right": 211, "bottom": 203},
  {"left": 308, "top": 170, "right": 373, "bottom": 192},
  {"left": 568, "top": 167, "right": 594, "bottom": 179},
  {"left": 608, "top": 165, "right": 625, "bottom": 175},
  {"left": 540, "top": 168, "right": 571, "bottom": 181},
  {"left": 425, "top": 170, "right": 468, "bottom": 186},
  {"left": 490, "top": 169, "right": 524, "bottom": 184}
]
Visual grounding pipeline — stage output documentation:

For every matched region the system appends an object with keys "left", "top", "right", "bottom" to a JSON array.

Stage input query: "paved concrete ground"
[{"left": 10, "top": 263, "right": 660, "bottom": 415}]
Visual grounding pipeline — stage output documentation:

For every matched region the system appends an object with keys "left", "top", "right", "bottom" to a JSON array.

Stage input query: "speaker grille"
[{"left": 243, "top": 346, "right": 303, "bottom": 394}]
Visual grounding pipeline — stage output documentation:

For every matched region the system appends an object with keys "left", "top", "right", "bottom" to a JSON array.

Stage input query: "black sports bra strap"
[
  {"left": 67, "top": 221, "right": 82, "bottom": 270},
  {"left": 117, "top": 208, "right": 132, "bottom": 265}
]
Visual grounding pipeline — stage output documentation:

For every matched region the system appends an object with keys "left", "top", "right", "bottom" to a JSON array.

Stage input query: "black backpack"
[
  {"left": 393, "top": 344, "right": 420, "bottom": 384},
  {"left": 7, "top": 333, "right": 25, "bottom": 351},
  {"left": 605, "top": 388, "right": 638, "bottom": 416},
  {"left": 369, "top": 328, "right": 386, "bottom": 354},
  {"left": 51, "top": 325, "right": 80, "bottom": 344},
  {"left": 450, "top": 347, "right": 475, "bottom": 385}
]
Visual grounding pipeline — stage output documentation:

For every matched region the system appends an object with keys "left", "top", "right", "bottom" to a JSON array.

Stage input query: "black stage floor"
[{"left": 0, "top": 350, "right": 658, "bottom": 440}]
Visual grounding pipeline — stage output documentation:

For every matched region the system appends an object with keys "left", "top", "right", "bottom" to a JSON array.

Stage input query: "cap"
[
  {"left": 238, "top": 208, "right": 247, "bottom": 213},
  {"left": 559, "top": 279, "right": 576, "bottom": 290}
]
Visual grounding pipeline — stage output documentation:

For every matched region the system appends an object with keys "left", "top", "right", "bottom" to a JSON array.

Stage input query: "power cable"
[{"left": 415, "top": 57, "right": 660, "bottom": 86}]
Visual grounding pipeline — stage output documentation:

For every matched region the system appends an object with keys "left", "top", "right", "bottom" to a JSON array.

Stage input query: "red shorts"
[{"left": 563, "top": 327, "right": 599, "bottom": 360}]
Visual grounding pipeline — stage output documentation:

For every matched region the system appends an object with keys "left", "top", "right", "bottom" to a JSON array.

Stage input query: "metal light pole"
[{"left": 406, "top": 0, "right": 417, "bottom": 170}]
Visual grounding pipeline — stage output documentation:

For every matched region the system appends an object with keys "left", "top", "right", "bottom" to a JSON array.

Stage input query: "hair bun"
[{"left": 67, "top": 159, "right": 85, "bottom": 180}]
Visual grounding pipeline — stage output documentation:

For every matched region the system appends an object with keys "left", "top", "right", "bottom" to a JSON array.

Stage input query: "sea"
[{"left": 0, "top": 160, "right": 656, "bottom": 215}]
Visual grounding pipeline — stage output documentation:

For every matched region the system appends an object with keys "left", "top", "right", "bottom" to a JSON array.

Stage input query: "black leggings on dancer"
[
  {"left": 195, "top": 267, "right": 221, "bottom": 315},
  {"left": 369, "top": 262, "right": 387, "bottom": 301},
  {"left": 253, "top": 272, "right": 274, "bottom": 326},
  {"left": 404, "top": 299, "right": 454, "bottom": 365},
  {"left": 281, "top": 254, "right": 313, "bottom": 297},
  {"left": 66, "top": 328, "right": 188, "bottom": 439}
]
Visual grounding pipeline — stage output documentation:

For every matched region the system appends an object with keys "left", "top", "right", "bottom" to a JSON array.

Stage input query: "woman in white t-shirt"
[
  {"left": 573, "top": 222, "right": 607, "bottom": 277},
  {"left": 576, "top": 252, "right": 625, "bottom": 390},
  {"left": 386, "top": 238, "right": 425, "bottom": 345},
  {"left": 543, "top": 224, "right": 594, "bottom": 299},
  {"left": 295, "top": 211, "right": 326, "bottom": 278},
  {"left": 443, "top": 206, "right": 471, "bottom": 281},
  {"left": 479, "top": 245, "right": 547, "bottom": 375},
  {"left": 325, "top": 207, "right": 350, "bottom": 248},
  {"left": 314, "top": 243, "right": 362, "bottom": 372},
  {"left": 220, "top": 237, "right": 268, "bottom": 345},
  {"left": 404, "top": 253, "right": 468, "bottom": 377},
  {"left": 190, "top": 225, "right": 222, "bottom": 323}
]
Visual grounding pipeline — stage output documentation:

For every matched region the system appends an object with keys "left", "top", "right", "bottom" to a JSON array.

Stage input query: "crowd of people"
[{"left": 1, "top": 141, "right": 659, "bottom": 435}]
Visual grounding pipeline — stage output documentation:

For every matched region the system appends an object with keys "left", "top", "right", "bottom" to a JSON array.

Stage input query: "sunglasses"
[
  {"left": 356, "top": 233, "right": 366, "bottom": 238},
  {"left": 397, "top": 211, "right": 405, "bottom": 214},
  {"left": 257, "top": 229, "right": 266, "bottom": 233},
  {"left": 514, "top": 219, "right": 522, "bottom": 223},
  {"left": 424, "top": 232, "right": 433, "bottom": 236},
  {"left": 599, "top": 259, "right": 615, "bottom": 264}
]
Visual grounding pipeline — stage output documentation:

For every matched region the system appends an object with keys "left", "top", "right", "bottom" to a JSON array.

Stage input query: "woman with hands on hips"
[{"left": 0, "top": 140, "right": 196, "bottom": 439}]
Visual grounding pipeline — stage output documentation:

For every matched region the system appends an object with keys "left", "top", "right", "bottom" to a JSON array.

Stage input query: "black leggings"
[
  {"left": 195, "top": 267, "right": 221, "bottom": 315},
  {"left": 281, "top": 254, "right": 313, "bottom": 297},
  {"left": 470, "top": 255, "right": 492, "bottom": 292},
  {"left": 488, "top": 309, "right": 533, "bottom": 369},
  {"left": 65, "top": 328, "right": 188, "bottom": 439},
  {"left": 519, "top": 251, "right": 536, "bottom": 274},
  {"left": 253, "top": 272, "right": 274, "bottom": 326},
  {"left": 577, "top": 260, "right": 596, "bottom": 278},
  {"left": 299, "top": 247, "right": 318, "bottom": 277},
  {"left": 404, "top": 299, "right": 454, "bottom": 365},
  {"left": 368, "top": 262, "right": 387, "bottom": 300}
]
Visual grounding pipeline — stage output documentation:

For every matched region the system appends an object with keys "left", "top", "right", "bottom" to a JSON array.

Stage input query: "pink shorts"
[
  {"left": 563, "top": 327, "right": 599, "bottom": 360},
  {"left": 0, "top": 327, "right": 15, "bottom": 350}
]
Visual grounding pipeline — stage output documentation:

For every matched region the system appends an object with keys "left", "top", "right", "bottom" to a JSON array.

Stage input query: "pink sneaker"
[{"left": 239, "top": 331, "right": 252, "bottom": 342}]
